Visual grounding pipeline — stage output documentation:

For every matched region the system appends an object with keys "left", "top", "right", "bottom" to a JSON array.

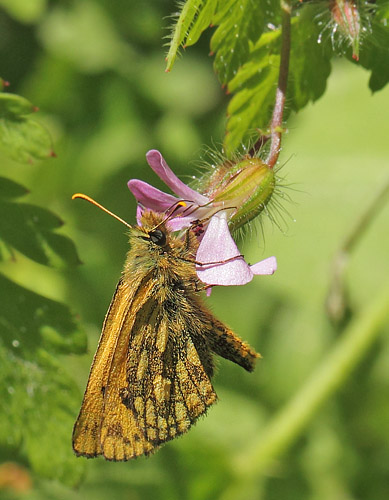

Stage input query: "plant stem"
[
  {"left": 327, "top": 178, "right": 389, "bottom": 323},
  {"left": 266, "top": 0, "right": 292, "bottom": 168},
  {"left": 224, "top": 283, "right": 389, "bottom": 497}
]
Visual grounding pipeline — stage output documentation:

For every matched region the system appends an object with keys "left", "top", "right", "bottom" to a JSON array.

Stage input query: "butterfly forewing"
[{"left": 72, "top": 275, "right": 156, "bottom": 458}]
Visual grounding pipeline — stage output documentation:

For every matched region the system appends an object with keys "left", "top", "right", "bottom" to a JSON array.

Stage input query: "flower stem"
[
  {"left": 327, "top": 178, "right": 389, "bottom": 323},
  {"left": 266, "top": 0, "right": 292, "bottom": 168},
  {"left": 224, "top": 283, "right": 389, "bottom": 497}
]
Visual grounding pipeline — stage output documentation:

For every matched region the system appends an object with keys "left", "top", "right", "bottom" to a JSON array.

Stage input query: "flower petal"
[
  {"left": 146, "top": 150, "right": 208, "bottom": 205},
  {"left": 128, "top": 179, "right": 179, "bottom": 211},
  {"left": 250, "top": 256, "right": 277, "bottom": 275},
  {"left": 196, "top": 212, "right": 254, "bottom": 286},
  {"left": 136, "top": 204, "right": 143, "bottom": 225},
  {"left": 165, "top": 215, "right": 197, "bottom": 231}
]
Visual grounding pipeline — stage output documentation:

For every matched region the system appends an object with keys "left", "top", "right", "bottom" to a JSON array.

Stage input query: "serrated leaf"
[
  {"left": 210, "top": 0, "right": 268, "bottom": 85},
  {"left": 226, "top": 57, "right": 280, "bottom": 152},
  {"left": 211, "top": 0, "right": 237, "bottom": 25},
  {"left": 0, "top": 179, "right": 81, "bottom": 267},
  {"left": 0, "top": 116, "right": 54, "bottom": 163},
  {"left": 166, "top": 0, "right": 206, "bottom": 71},
  {"left": 0, "top": 93, "right": 36, "bottom": 116},
  {"left": 186, "top": 0, "right": 218, "bottom": 47},
  {"left": 225, "top": 5, "right": 332, "bottom": 153}
]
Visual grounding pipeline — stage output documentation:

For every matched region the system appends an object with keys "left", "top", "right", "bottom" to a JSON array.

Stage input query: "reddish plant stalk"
[{"left": 266, "top": 0, "right": 292, "bottom": 169}]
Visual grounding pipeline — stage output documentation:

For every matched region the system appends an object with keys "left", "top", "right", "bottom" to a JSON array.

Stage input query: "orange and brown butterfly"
[{"left": 72, "top": 193, "right": 259, "bottom": 461}]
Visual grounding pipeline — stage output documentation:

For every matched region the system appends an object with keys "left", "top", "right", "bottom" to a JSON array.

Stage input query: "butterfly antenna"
[
  {"left": 192, "top": 205, "right": 238, "bottom": 226},
  {"left": 72, "top": 193, "right": 133, "bottom": 229},
  {"left": 150, "top": 200, "right": 190, "bottom": 231}
]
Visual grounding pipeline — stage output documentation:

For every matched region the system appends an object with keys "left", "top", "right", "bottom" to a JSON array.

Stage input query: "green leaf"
[
  {"left": 358, "top": 13, "right": 389, "bottom": 92},
  {"left": 287, "top": 5, "right": 332, "bottom": 112},
  {"left": 0, "top": 176, "right": 29, "bottom": 200},
  {"left": 210, "top": 0, "right": 271, "bottom": 85},
  {"left": 0, "top": 93, "right": 37, "bottom": 116},
  {"left": 166, "top": 0, "right": 206, "bottom": 72},
  {"left": 185, "top": 0, "right": 217, "bottom": 47},
  {"left": 0, "top": 116, "right": 54, "bottom": 164},
  {"left": 0, "top": 93, "right": 54, "bottom": 163},
  {"left": 0, "top": 273, "right": 86, "bottom": 355},
  {"left": 0, "top": 178, "right": 81, "bottom": 267},
  {"left": 0, "top": 272, "right": 86, "bottom": 485},
  {"left": 226, "top": 53, "right": 280, "bottom": 152},
  {"left": 224, "top": 5, "right": 332, "bottom": 153}
]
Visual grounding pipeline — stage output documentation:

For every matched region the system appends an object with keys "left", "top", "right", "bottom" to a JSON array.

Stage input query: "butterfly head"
[{"left": 131, "top": 210, "right": 171, "bottom": 250}]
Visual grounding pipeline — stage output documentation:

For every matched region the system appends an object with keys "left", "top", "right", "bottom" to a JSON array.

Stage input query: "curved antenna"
[
  {"left": 150, "top": 200, "right": 189, "bottom": 231},
  {"left": 72, "top": 193, "right": 133, "bottom": 229}
]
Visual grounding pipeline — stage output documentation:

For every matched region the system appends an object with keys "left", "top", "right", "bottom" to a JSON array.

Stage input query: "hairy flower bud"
[{"left": 199, "top": 156, "right": 275, "bottom": 232}]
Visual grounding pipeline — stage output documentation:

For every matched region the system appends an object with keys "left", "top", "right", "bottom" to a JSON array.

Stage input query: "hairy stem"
[{"left": 266, "top": 0, "right": 292, "bottom": 168}]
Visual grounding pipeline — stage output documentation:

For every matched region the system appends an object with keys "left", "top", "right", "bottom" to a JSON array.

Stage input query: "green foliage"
[
  {"left": 0, "top": 91, "right": 54, "bottom": 163},
  {"left": 227, "top": 4, "right": 333, "bottom": 151},
  {"left": 359, "top": 1, "right": 389, "bottom": 92},
  {"left": 0, "top": 271, "right": 86, "bottom": 485},
  {"left": 211, "top": 0, "right": 268, "bottom": 86},
  {"left": 166, "top": 0, "right": 389, "bottom": 152},
  {"left": 0, "top": 0, "right": 47, "bottom": 23},
  {"left": 0, "top": 177, "right": 80, "bottom": 266},
  {"left": 0, "top": 18, "right": 85, "bottom": 486},
  {"left": 166, "top": 0, "right": 207, "bottom": 70},
  {"left": 0, "top": 177, "right": 85, "bottom": 485}
]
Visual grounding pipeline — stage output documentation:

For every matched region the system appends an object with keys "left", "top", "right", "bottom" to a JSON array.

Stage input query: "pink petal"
[
  {"left": 146, "top": 150, "right": 208, "bottom": 205},
  {"left": 166, "top": 216, "right": 197, "bottom": 231},
  {"left": 250, "top": 256, "right": 277, "bottom": 275},
  {"left": 136, "top": 204, "right": 143, "bottom": 225},
  {"left": 196, "top": 212, "right": 254, "bottom": 286},
  {"left": 128, "top": 179, "right": 179, "bottom": 211}
]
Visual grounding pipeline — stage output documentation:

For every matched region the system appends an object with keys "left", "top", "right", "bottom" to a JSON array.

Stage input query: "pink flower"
[{"left": 128, "top": 150, "right": 277, "bottom": 287}]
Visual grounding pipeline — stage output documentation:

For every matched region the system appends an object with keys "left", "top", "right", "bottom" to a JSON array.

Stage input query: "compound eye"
[{"left": 149, "top": 229, "right": 166, "bottom": 246}]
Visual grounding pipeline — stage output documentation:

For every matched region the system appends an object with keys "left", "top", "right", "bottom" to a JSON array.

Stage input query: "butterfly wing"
[
  {"left": 187, "top": 296, "right": 260, "bottom": 372},
  {"left": 72, "top": 274, "right": 156, "bottom": 458},
  {"left": 99, "top": 295, "right": 217, "bottom": 460},
  {"left": 205, "top": 314, "right": 260, "bottom": 372}
]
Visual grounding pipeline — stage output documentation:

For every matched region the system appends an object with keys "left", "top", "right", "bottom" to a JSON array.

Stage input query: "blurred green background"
[{"left": 0, "top": 1, "right": 388, "bottom": 499}]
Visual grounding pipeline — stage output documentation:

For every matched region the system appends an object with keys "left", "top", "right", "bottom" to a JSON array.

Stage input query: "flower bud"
[
  {"left": 200, "top": 156, "right": 275, "bottom": 232},
  {"left": 330, "top": 0, "right": 361, "bottom": 60}
]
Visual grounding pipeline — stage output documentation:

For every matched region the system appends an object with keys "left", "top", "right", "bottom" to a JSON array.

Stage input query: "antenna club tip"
[
  {"left": 70, "top": 192, "right": 133, "bottom": 229},
  {"left": 72, "top": 193, "right": 85, "bottom": 200}
]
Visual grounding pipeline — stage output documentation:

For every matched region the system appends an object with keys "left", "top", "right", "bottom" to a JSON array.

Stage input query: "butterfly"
[{"left": 72, "top": 196, "right": 259, "bottom": 461}]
